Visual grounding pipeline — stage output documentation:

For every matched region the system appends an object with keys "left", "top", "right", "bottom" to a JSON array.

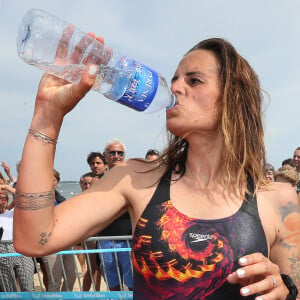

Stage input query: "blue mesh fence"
[{"left": 0, "top": 236, "right": 133, "bottom": 299}]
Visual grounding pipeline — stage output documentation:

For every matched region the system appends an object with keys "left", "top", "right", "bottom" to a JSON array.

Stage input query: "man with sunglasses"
[
  {"left": 103, "top": 140, "right": 126, "bottom": 169},
  {"left": 97, "top": 139, "right": 133, "bottom": 291}
]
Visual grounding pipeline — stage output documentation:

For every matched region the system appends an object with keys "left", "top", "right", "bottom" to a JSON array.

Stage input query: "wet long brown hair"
[{"left": 159, "top": 38, "right": 267, "bottom": 193}]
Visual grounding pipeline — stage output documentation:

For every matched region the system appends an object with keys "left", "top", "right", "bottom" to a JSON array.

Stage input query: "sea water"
[{"left": 57, "top": 181, "right": 81, "bottom": 199}]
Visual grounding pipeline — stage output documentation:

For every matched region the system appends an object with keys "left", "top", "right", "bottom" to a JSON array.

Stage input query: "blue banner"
[
  {"left": 0, "top": 291, "right": 133, "bottom": 299},
  {"left": 0, "top": 247, "right": 132, "bottom": 258}
]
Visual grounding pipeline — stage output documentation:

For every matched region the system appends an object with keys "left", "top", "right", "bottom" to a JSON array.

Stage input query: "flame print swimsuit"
[{"left": 132, "top": 174, "right": 268, "bottom": 299}]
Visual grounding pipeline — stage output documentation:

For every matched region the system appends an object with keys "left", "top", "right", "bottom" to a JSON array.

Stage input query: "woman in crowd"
[{"left": 14, "top": 37, "right": 299, "bottom": 299}]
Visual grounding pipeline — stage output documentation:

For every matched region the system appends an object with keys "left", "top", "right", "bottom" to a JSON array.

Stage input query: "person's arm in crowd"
[
  {"left": 1, "top": 161, "right": 15, "bottom": 183},
  {"left": 0, "top": 184, "right": 16, "bottom": 195}
]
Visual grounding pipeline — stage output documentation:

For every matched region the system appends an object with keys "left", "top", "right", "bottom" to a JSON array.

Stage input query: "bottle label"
[{"left": 117, "top": 60, "right": 159, "bottom": 112}]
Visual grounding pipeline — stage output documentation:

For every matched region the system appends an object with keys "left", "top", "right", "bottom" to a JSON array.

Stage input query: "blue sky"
[{"left": 0, "top": 0, "right": 299, "bottom": 180}]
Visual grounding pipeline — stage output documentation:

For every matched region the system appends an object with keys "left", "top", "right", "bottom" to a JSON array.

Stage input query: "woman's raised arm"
[{"left": 13, "top": 65, "right": 98, "bottom": 256}]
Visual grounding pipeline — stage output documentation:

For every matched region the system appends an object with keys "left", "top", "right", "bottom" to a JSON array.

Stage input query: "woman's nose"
[{"left": 171, "top": 78, "right": 184, "bottom": 96}]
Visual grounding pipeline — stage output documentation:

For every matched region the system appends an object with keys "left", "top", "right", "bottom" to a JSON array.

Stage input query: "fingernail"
[
  {"left": 241, "top": 287, "right": 250, "bottom": 295},
  {"left": 88, "top": 65, "right": 97, "bottom": 76},
  {"left": 256, "top": 297, "right": 263, "bottom": 300},
  {"left": 239, "top": 257, "right": 247, "bottom": 265},
  {"left": 237, "top": 269, "right": 246, "bottom": 277}
]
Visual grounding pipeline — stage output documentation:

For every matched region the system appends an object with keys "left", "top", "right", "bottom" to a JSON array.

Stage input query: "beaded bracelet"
[{"left": 28, "top": 129, "right": 57, "bottom": 145}]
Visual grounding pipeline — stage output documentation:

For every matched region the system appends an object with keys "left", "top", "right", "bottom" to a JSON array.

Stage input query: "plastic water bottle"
[{"left": 16, "top": 8, "right": 175, "bottom": 113}]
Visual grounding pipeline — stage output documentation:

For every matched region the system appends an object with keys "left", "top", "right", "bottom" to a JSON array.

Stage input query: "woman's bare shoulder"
[
  {"left": 97, "top": 158, "right": 166, "bottom": 188},
  {"left": 257, "top": 182, "right": 299, "bottom": 226},
  {"left": 258, "top": 182, "right": 299, "bottom": 205},
  {"left": 125, "top": 158, "right": 166, "bottom": 182},
  {"left": 257, "top": 183, "right": 300, "bottom": 249},
  {"left": 126, "top": 157, "right": 163, "bottom": 169}
]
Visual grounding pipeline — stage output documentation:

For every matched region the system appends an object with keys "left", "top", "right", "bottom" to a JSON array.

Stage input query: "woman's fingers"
[
  {"left": 96, "top": 36, "right": 104, "bottom": 43},
  {"left": 35, "top": 64, "right": 97, "bottom": 117},
  {"left": 55, "top": 24, "right": 74, "bottom": 64},
  {"left": 70, "top": 33, "right": 94, "bottom": 64},
  {"left": 240, "top": 276, "right": 279, "bottom": 296},
  {"left": 101, "top": 46, "right": 113, "bottom": 65},
  {"left": 227, "top": 253, "right": 289, "bottom": 299},
  {"left": 83, "top": 35, "right": 111, "bottom": 66},
  {"left": 71, "top": 65, "right": 98, "bottom": 101},
  {"left": 82, "top": 36, "right": 104, "bottom": 65},
  {"left": 55, "top": 26, "right": 109, "bottom": 67},
  {"left": 238, "top": 253, "right": 268, "bottom": 266}
]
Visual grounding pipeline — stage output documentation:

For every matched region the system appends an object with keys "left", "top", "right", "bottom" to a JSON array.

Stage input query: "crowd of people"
[
  {"left": 263, "top": 147, "right": 300, "bottom": 200},
  {"left": 1, "top": 124, "right": 299, "bottom": 295},
  {"left": 0, "top": 145, "right": 161, "bottom": 292},
  {"left": 1, "top": 37, "right": 299, "bottom": 299}
]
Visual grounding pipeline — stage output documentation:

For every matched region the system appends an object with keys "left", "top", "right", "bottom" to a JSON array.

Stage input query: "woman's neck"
[{"left": 184, "top": 131, "right": 223, "bottom": 189}]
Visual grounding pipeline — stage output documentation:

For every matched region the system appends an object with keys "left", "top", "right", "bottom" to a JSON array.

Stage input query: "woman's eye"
[{"left": 189, "top": 78, "right": 201, "bottom": 85}]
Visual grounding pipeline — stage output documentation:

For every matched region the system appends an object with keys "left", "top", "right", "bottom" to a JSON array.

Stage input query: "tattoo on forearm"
[
  {"left": 278, "top": 201, "right": 300, "bottom": 248},
  {"left": 288, "top": 253, "right": 300, "bottom": 288},
  {"left": 15, "top": 189, "right": 55, "bottom": 210},
  {"left": 39, "top": 232, "right": 52, "bottom": 246}
]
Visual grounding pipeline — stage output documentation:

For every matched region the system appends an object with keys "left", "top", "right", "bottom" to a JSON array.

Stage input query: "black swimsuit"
[{"left": 132, "top": 174, "right": 268, "bottom": 299}]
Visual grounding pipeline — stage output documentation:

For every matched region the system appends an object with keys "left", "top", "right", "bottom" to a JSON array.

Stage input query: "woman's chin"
[{"left": 167, "top": 122, "right": 186, "bottom": 137}]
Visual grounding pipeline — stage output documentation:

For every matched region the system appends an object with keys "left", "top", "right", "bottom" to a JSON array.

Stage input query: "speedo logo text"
[{"left": 189, "top": 233, "right": 213, "bottom": 243}]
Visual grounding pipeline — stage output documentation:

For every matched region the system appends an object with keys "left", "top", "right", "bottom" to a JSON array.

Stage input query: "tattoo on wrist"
[
  {"left": 15, "top": 189, "right": 55, "bottom": 210},
  {"left": 39, "top": 232, "right": 52, "bottom": 246}
]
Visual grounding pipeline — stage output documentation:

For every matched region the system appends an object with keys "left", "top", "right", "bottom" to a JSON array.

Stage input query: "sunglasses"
[{"left": 108, "top": 150, "right": 124, "bottom": 157}]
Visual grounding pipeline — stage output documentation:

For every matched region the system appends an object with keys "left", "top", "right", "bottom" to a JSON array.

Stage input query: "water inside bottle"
[
  {"left": 100, "top": 67, "right": 132, "bottom": 100},
  {"left": 28, "top": 61, "right": 132, "bottom": 101},
  {"left": 27, "top": 62, "right": 85, "bottom": 83},
  {"left": 22, "top": 59, "right": 174, "bottom": 112}
]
